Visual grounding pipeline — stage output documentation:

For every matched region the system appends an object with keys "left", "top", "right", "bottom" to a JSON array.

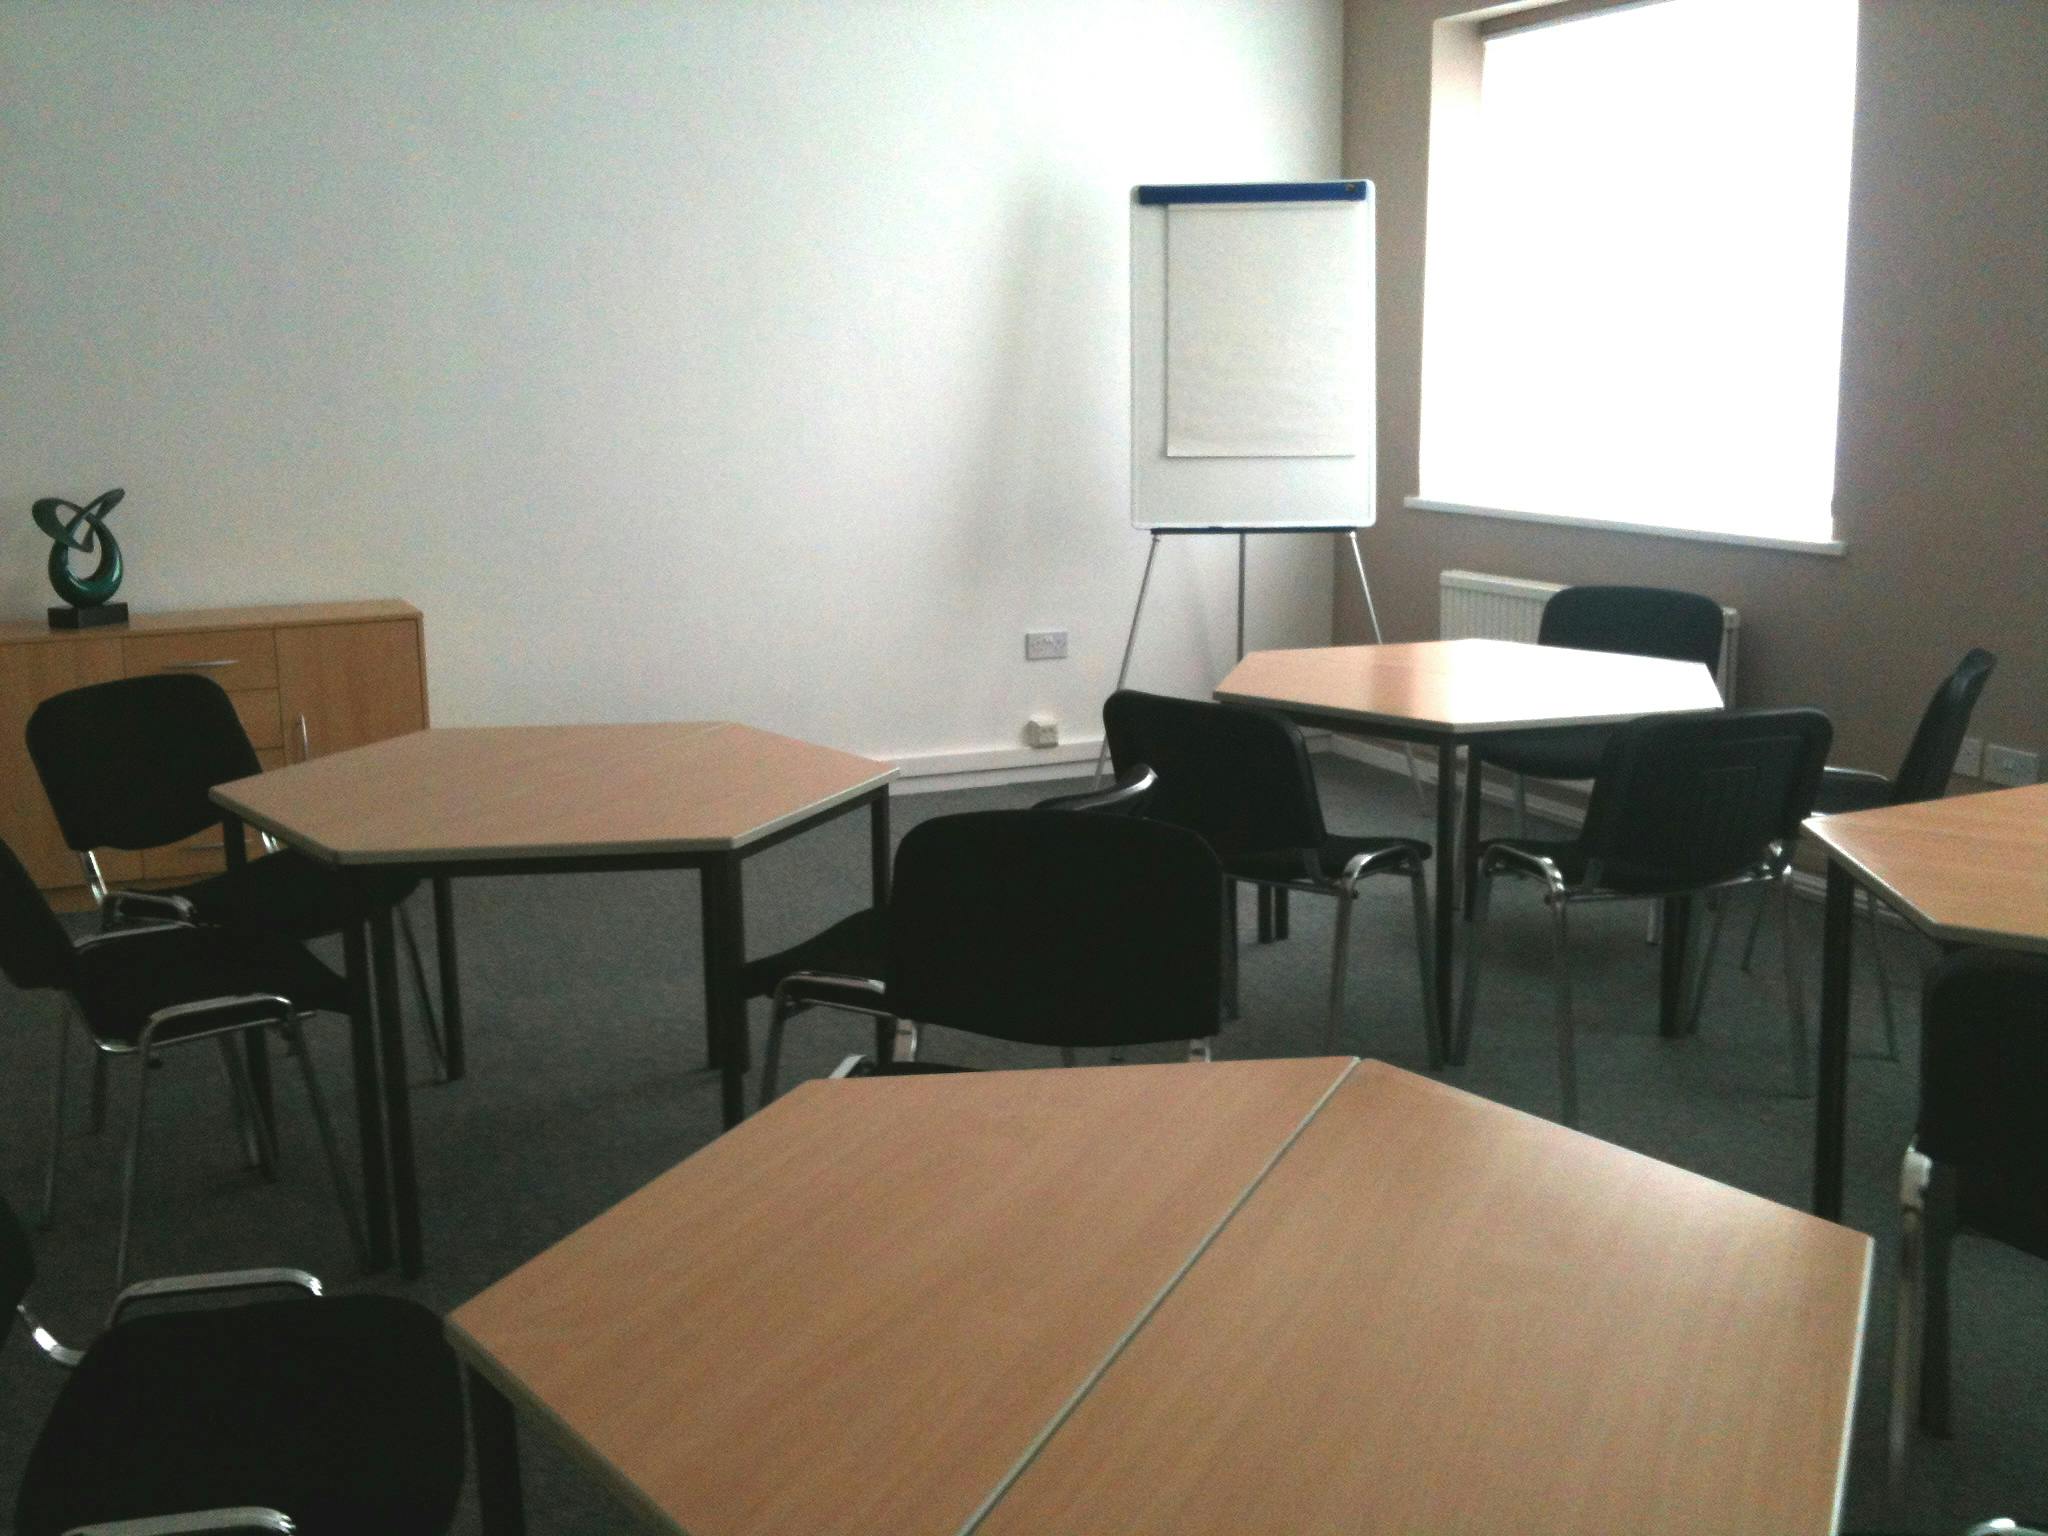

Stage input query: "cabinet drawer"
[
  {"left": 136, "top": 748, "right": 284, "bottom": 880},
  {"left": 233, "top": 690, "right": 284, "bottom": 752},
  {"left": 124, "top": 628, "right": 279, "bottom": 691}
]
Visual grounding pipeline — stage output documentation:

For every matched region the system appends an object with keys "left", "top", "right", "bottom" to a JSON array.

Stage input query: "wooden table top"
[
  {"left": 448, "top": 1058, "right": 1354, "bottom": 1536},
  {"left": 1215, "top": 638, "right": 1723, "bottom": 737},
  {"left": 1805, "top": 782, "right": 2048, "bottom": 952},
  {"left": 210, "top": 721, "right": 895, "bottom": 863},
  {"left": 976, "top": 1062, "right": 1871, "bottom": 1536}
]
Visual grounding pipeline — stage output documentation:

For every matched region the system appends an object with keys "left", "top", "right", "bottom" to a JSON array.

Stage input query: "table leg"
[
  {"left": 704, "top": 855, "right": 749, "bottom": 1129},
  {"left": 342, "top": 921, "right": 394, "bottom": 1273},
  {"left": 432, "top": 876, "right": 465, "bottom": 1081},
  {"left": 1659, "top": 896, "right": 1692, "bottom": 1037},
  {"left": 869, "top": 791, "right": 894, "bottom": 1066},
  {"left": 468, "top": 1367, "right": 526, "bottom": 1536},
  {"left": 220, "top": 812, "right": 279, "bottom": 1149},
  {"left": 369, "top": 904, "right": 423, "bottom": 1279},
  {"left": 1814, "top": 861, "right": 1855, "bottom": 1220},
  {"left": 1461, "top": 745, "right": 1484, "bottom": 919},
  {"left": 1433, "top": 742, "right": 1459, "bottom": 1063}
]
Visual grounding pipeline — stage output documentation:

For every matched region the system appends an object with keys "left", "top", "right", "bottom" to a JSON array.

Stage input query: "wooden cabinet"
[{"left": 0, "top": 600, "right": 428, "bottom": 896}]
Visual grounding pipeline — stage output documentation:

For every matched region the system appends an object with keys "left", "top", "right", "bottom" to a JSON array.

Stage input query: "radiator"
[{"left": 1438, "top": 569, "right": 1740, "bottom": 704}]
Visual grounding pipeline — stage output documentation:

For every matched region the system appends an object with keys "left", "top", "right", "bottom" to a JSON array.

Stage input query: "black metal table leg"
[
  {"left": 1273, "top": 888, "right": 1289, "bottom": 940},
  {"left": 869, "top": 790, "right": 893, "bottom": 1066},
  {"left": 342, "top": 921, "right": 393, "bottom": 1273},
  {"left": 432, "top": 876, "right": 465, "bottom": 1081},
  {"left": 1461, "top": 744, "right": 1484, "bottom": 919},
  {"left": 468, "top": 1367, "right": 526, "bottom": 1536},
  {"left": 368, "top": 904, "right": 422, "bottom": 1278},
  {"left": 704, "top": 855, "right": 749, "bottom": 1129},
  {"left": 1659, "top": 896, "right": 1693, "bottom": 1037},
  {"left": 1433, "top": 741, "right": 1459, "bottom": 1064},
  {"left": 220, "top": 812, "right": 279, "bottom": 1149},
  {"left": 1814, "top": 861, "right": 1855, "bottom": 1219}
]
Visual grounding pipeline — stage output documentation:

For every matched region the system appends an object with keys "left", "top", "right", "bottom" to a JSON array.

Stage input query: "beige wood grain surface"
[
  {"left": 449, "top": 1059, "right": 1356, "bottom": 1536},
  {"left": 0, "top": 598, "right": 419, "bottom": 646},
  {"left": 975, "top": 1062, "right": 1870, "bottom": 1536},
  {"left": 1806, "top": 782, "right": 2048, "bottom": 952},
  {"left": 211, "top": 720, "right": 895, "bottom": 862},
  {"left": 1215, "top": 638, "right": 1722, "bottom": 736}
]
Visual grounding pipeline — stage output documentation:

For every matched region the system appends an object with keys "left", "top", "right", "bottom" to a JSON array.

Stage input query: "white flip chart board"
[{"left": 1131, "top": 181, "right": 1376, "bottom": 530}]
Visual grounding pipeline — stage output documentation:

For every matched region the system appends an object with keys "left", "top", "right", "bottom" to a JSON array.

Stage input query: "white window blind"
[{"left": 1417, "top": 0, "right": 1858, "bottom": 545}]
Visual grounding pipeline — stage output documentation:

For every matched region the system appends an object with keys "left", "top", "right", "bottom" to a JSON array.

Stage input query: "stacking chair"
[
  {"left": 1101, "top": 689, "right": 1435, "bottom": 1060},
  {"left": 1456, "top": 708, "right": 1831, "bottom": 1126},
  {"left": 1740, "top": 647, "right": 1997, "bottom": 1057},
  {"left": 1888, "top": 950, "right": 2048, "bottom": 1488},
  {"left": 0, "top": 839, "right": 364, "bottom": 1289},
  {"left": 3, "top": 1193, "right": 465, "bottom": 1536},
  {"left": 27, "top": 672, "right": 447, "bottom": 1074},
  {"left": 1468, "top": 585, "right": 1726, "bottom": 839},
  {"left": 757, "top": 807, "right": 1223, "bottom": 1105}
]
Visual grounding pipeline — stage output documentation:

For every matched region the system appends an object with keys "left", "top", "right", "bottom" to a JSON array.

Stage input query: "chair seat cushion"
[
  {"left": 15, "top": 1295, "right": 464, "bottom": 1536},
  {"left": 73, "top": 925, "right": 348, "bottom": 1046},
  {"left": 1476, "top": 726, "right": 1612, "bottom": 782},
  {"left": 1228, "top": 834, "right": 1429, "bottom": 886},
  {"left": 174, "top": 850, "right": 420, "bottom": 941}
]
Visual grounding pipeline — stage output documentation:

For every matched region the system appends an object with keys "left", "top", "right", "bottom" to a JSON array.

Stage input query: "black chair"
[
  {"left": 757, "top": 806, "right": 1224, "bottom": 1105},
  {"left": 1469, "top": 585, "right": 1726, "bottom": 838},
  {"left": 1739, "top": 647, "right": 1997, "bottom": 1057},
  {"left": 1101, "top": 689, "right": 1436, "bottom": 1061},
  {"left": 26, "top": 673, "right": 448, "bottom": 1076},
  {"left": 1455, "top": 708, "right": 1831, "bottom": 1126},
  {"left": 0, "top": 838, "right": 363, "bottom": 1289},
  {"left": 2, "top": 1192, "right": 465, "bottom": 1536},
  {"left": 1887, "top": 949, "right": 2048, "bottom": 1488}
]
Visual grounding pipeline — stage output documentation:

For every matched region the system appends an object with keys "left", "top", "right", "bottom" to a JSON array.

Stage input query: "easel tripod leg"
[
  {"left": 1096, "top": 533, "right": 1163, "bottom": 786},
  {"left": 1346, "top": 532, "right": 1426, "bottom": 810}
]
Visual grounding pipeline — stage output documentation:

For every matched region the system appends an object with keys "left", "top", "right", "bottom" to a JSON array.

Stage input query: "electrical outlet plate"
[
  {"left": 1024, "top": 630, "right": 1068, "bottom": 662},
  {"left": 1955, "top": 736, "right": 1983, "bottom": 778},
  {"left": 1982, "top": 743, "right": 2039, "bottom": 787},
  {"left": 1024, "top": 715, "right": 1060, "bottom": 748}
]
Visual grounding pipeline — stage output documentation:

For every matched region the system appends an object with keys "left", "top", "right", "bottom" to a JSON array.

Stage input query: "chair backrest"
[
  {"left": 1538, "top": 585, "right": 1726, "bottom": 673},
  {"left": 1577, "top": 707, "right": 1832, "bottom": 893},
  {"left": 885, "top": 809, "right": 1225, "bottom": 1048},
  {"left": 1102, "top": 690, "right": 1324, "bottom": 860},
  {"left": 0, "top": 1192, "right": 33, "bottom": 1352},
  {"left": 0, "top": 839, "right": 81, "bottom": 994},
  {"left": 1919, "top": 948, "right": 2048, "bottom": 1261},
  {"left": 27, "top": 673, "right": 262, "bottom": 854},
  {"left": 1890, "top": 648, "right": 1997, "bottom": 805}
]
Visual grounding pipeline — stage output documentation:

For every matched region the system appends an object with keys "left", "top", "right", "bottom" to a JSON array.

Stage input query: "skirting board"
[{"left": 892, "top": 738, "right": 1106, "bottom": 796}]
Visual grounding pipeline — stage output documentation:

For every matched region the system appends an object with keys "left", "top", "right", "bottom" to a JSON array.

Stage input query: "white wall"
[{"left": 1, "top": 1, "right": 1341, "bottom": 766}]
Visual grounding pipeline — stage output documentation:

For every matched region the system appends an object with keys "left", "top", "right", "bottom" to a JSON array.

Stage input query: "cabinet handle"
[
  {"left": 162, "top": 658, "right": 239, "bottom": 671},
  {"left": 295, "top": 713, "right": 311, "bottom": 762}
]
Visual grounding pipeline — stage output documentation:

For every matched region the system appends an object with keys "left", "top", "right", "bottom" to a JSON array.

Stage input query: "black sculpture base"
[{"left": 48, "top": 602, "right": 129, "bottom": 630}]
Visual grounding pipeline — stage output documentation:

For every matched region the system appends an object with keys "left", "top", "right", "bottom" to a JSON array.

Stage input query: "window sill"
[{"left": 1404, "top": 498, "right": 1847, "bottom": 558}]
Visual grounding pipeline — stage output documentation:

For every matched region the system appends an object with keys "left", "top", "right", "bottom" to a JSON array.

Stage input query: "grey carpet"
[{"left": 1, "top": 757, "right": 2040, "bottom": 1533}]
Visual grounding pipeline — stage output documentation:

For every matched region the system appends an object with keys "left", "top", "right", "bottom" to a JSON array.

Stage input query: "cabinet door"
[
  {"left": 275, "top": 619, "right": 427, "bottom": 762},
  {"left": 0, "top": 637, "right": 142, "bottom": 889}
]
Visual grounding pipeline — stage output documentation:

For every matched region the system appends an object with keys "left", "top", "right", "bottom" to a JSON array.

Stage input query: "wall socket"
[
  {"left": 1955, "top": 735, "right": 1983, "bottom": 778},
  {"left": 1024, "top": 629, "right": 1068, "bottom": 662},
  {"left": 1024, "top": 714, "right": 1060, "bottom": 748},
  {"left": 1983, "top": 743, "right": 2040, "bottom": 787}
]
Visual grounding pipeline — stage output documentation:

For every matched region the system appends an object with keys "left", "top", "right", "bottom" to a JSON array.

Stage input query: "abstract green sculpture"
[{"left": 33, "top": 488, "right": 129, "bottom": 628}]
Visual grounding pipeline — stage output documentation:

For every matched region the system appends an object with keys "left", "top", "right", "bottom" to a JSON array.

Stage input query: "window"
[{"left": 1413, "top": 0, "right": 1858, "bottom": 550}]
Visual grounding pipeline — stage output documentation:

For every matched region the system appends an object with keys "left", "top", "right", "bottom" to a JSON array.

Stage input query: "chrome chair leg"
[
  {"left": 115, "top": 1046, "right": 155, "bottom": 1292},
  {"left": 1739, "top": 882, "right": 1767, "bottom": 973},
  {"left": 1686, "top": 891, "right": 1730, "bottom": 1033},
  {"left": 1868, "top": 895, "right": 1899, "bottom": 1061},
  {"left": 283, "top": 1018, "right": 370, "bottom": 1270},
  {"left": 1323, "top": 881, "right": 1358, "bottom": 1054},
  {"left": 760, "top": 989, "right": 797, "bottom": 1110},
  {"left": 1453, "top": 865, "right": 1493, "bottom": 1067},
  {"left": 41, "top": 1004, "right": 72, "bottom": 1229},
  {"left": 397, "top": 904, "right": 449, "bottom": 1082},
  {"left": 1889, "top": 1146, "right": 1931, "bottom": 1496},
  {"left": 1778, "top": 874, "right": 1814, "bottom": 1097},
  {"left": 216, "top": 1038, "right": 266, "bottom": 1171},
  {"left": 1548, "top": 896, "right": 1580, "bottom": 1127}
]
